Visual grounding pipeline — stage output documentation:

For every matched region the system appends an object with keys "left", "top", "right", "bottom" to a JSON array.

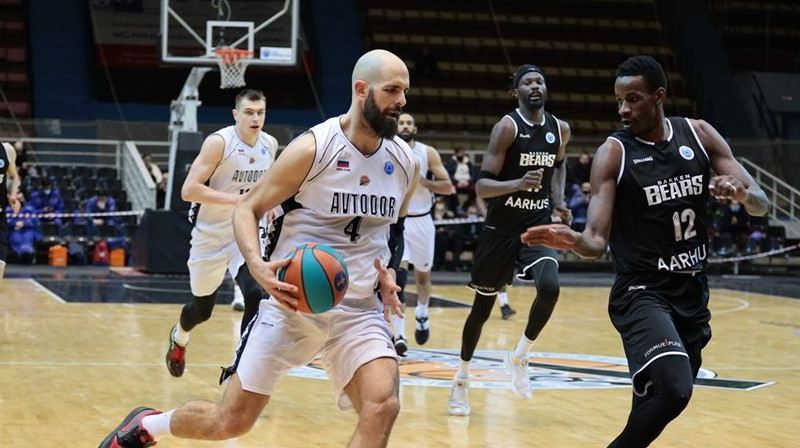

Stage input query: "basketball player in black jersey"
[
  {"left": 449, "top": 65, "right": 571, "bottom": 415},
  {"left": 522, "top": 55, "right": 770, "bottom": 447},
  {"left": 0, "top": 141, "right": 22, "bottom": 281}
]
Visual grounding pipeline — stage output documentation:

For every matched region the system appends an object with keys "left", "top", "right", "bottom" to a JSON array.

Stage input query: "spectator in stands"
[
  {"left": 84, "top": 187, "right": 117, "bottom": 237},
  {"left": 726, "top": 200, "right": 751, "bottom": 251},
  {"left": 568, "top": 182, "right": 591, "bottom": 232},
  {"left": 445, "top": 146, "right": 482, "bottom": 215},
  {"left": 28, "top": 177, "right": 64, "bottom": 234},
  {"left": 708, "top": 199, "right": 752, "bottom": 254},
  {"left": 567, "top": 151, "right": 592, "bottom": 200},
  {"left": 432, "top": 196, "right": 456, "bottom": 270},
  {"left": 142, "top": 152, "right": 163, "bottom": 184},
  {"left": 449, "top": 204, "right": 482, "bottom": 271},
  {"left": 158, "top": 171, "right": 168, "bottom": 209},
  {"left": 142, "top": 152, "right": 167, "bottom": 208},
  {"left": 6, "top": 189, "right": 39, "bottom": 265},
  {"left": 743, "top": 212, "right": 770, "bottom": 254}
]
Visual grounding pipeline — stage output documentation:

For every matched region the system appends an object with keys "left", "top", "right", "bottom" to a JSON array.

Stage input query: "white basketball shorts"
[
  {"left": 401, "top": 215, "right": 435, "bottom": 273},
  {"left": 187, "top": 229, "right": 244, "bottom": 296},
  {"left": 234, "top": 298, "right": 399, "bottom": 410}
]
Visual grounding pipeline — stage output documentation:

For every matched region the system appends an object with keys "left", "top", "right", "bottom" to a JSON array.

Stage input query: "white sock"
[
  {"left": 456, "top": 360, "right": 471, "bottom": 380},
  {"left": 498, "top": 291, "right": 509, "bottom": 306},
  {"left": 142, "top": 409, "right": 174, "bottom": 440},
  {"left": 514, "top": 335, "right": 534, "bottom": 360},
  {"left": 393, "top": 315, "right": 406, "bottom": 338},
  {"left": 415, "top": 302, "right": 429, "bottom": 318},
  {"left": 172, "top": 324, "right": 190, "bottom": 347}
]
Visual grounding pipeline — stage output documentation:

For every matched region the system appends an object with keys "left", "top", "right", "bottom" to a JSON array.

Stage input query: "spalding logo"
[{"left": 334, "top": 271, "right": 348, "bottom": 292}]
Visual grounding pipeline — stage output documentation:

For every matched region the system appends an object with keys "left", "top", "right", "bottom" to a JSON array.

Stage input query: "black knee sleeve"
[
  {"left": 524, "top": 260, "right": 561, "bottom": 340},
  {"left": 460, "top": 293, "right": 497, "bottom": 361},
  {"left": 651, "top": 356, "right": 694, "bottom": 416},
  {"left": 609, "top": 355, "right": 694, "bottom": 448},
  {"left": 180, "top": 292, "right": 217, "bottom": 332}
]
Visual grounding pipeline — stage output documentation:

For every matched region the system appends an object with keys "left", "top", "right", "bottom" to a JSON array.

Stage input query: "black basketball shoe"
[
  {"left": 414, "top": 316, "right": 430, "bottom": 345},
  {"left": 98, "top": 406, "right": 161, "bottom": 448}
]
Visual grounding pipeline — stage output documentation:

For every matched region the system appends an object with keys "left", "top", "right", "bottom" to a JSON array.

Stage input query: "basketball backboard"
[{"left": 160, "top": 0, "right": 299, "bottom": 66}]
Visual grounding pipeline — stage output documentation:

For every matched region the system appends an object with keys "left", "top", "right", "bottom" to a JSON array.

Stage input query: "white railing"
[
  {"left": 740, "top": 157, "right": 800, "bottom": 238},
  {"left": 1, "top": 136, "right": 170, "bottom": 215}
]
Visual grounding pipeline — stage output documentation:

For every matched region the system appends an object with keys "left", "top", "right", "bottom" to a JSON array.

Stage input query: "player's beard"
[
  {"left": 399, "top": 129, "right": 414, "bottom": 142},
  {"left": 521, "top": 95, "right": 545, "bottom": 112},
  {"left": 364, "top": 89, "right": 399, "bottom": 139}
]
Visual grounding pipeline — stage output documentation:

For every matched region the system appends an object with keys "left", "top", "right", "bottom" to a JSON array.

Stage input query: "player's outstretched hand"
[
  {"left": 521, "top": 223, "right": 580, "bottom": 250},
  {"left": 374, "top": 257, "right": 402, "bottom": 323}
]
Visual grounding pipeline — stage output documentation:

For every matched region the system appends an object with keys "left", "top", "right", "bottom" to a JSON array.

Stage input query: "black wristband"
[{"left": 477, "top": 170, "right": 498, "bottom": 181}]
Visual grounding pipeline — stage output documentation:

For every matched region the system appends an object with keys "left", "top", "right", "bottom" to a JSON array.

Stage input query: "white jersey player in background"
[
  {"left": 392, "top": 113, "right": 455, "bottom": 355},
  {"left": 165, "top": 89, "right": 279, "bottom": 378}
]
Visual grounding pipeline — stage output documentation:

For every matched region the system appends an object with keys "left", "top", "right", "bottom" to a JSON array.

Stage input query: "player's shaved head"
[{"left": 352, "top": 49, "right": 408, "bottom": 87}]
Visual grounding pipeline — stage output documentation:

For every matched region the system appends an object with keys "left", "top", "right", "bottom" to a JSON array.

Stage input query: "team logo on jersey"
[
  {"left": 359, "top": 175, "right": 371, "bottom": 186},
  {"left": 287, "top": 349, "right": 772, "bottom": 391},
  {"left": 0, "top": 159, "right": 5, "bottom": 168},
  {"left": 679, "top": 145, "right": 695, "bottom": 160},
  {"left": 336, "top": 159, "right": 350, "bottom": 171},
  {"left": 384, "top": 161, "right": 395, "bottom": 175},
  {"left": 546, "top": 132, "right": 556, "bottom": 144},
  {"left": 261, "top": 147, "right": 267, "bottom": 155}
]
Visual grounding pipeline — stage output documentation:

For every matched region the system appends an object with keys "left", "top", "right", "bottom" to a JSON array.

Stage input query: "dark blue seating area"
[{"left": 20, "top": 165, "right": 134, "bottom": 243}]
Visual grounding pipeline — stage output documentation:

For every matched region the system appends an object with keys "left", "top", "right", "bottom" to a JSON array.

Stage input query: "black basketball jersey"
[
  {"left": 608, "top": 117, "right": 711, "bottom": 273},
  {"left": 0, "top": 142, "right": 10, "bottom": 209},
  {"left": 483, "top": 109, "right": 562, "bottom": 234}
]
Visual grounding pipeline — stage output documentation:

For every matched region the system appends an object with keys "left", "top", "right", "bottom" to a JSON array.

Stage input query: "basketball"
[{"left": 276, "top": 243, "right": 349, "bottom": 313}]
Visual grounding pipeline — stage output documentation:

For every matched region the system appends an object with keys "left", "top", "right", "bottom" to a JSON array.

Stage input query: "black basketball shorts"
[
  {"left": 608, "top": 271, "right": 712, "bottom": 395},
  {"left": 468, "top": 227, "right": 558, "bottom": 295}
]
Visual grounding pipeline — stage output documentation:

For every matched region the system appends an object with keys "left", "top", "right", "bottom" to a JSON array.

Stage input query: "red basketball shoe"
[
  {"left": 98, "top": 406, "right": 161, "bottom": 448},
  {"left": 165, "top": 326, "right": 186, "bottom": 377}
]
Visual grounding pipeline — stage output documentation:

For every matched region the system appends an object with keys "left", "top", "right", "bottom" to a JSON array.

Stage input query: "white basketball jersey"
[
  {"left": 189, "top": 125, "right": 278, "bottom": 238},
  {"left": 270, "top": 116, "right": 415, "bottom": 303},
  {"left": 407, "top": 141, "right": 434, "bottom": 215}
]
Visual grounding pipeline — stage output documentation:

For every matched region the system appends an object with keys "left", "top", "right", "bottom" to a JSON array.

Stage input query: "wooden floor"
[{"left": 1, "top": 276, "right": 799, "bottom": 447}]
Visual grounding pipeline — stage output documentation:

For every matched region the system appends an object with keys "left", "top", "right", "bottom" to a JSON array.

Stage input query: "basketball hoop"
[{"left": 214, "top": 48, "right": 253, "bottom": 89}]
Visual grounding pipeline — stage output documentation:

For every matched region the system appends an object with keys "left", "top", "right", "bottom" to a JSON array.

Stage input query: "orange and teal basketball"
[{"left": 277, "top": 243, "right": 349, "bottom": 313}]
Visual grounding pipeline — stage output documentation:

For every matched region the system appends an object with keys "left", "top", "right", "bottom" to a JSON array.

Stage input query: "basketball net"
[{"left": 214, "top": 48, "right": 253, "bottom": 89}]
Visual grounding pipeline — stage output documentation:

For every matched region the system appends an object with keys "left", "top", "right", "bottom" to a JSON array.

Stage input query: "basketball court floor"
[{"left": 1, "top": 265, "right": 798, "bottom": 447}]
